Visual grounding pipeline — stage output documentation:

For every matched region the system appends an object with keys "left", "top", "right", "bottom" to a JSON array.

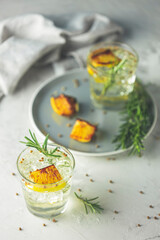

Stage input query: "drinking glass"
[
  {"left": 87, "top": 42, "right": 138, "bottom": 110},
  {"left": 17, "top": 143, "right": 75, "bottom": 218}
]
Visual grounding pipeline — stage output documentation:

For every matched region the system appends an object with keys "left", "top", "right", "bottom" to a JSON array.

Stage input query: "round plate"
[{"left": 29, "top": 68, "right": 157, "bottom": 157}]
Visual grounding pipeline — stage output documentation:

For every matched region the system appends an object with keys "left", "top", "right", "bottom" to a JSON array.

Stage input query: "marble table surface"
[{"left": 1, "top": 1, "right": 160, "bottom": 240}]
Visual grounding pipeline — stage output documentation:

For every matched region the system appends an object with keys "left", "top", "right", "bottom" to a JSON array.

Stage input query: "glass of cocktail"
[
  {"left": 87, "top": 42, "right": 138, "bottom": 110},
  {"left": 17, "top": 142, "right": 75, "bottom": 218}
]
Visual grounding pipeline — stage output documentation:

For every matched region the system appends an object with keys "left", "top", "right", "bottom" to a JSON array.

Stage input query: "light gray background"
[{"left": 1, "top": 0, "right": 160, "bottom": 43}]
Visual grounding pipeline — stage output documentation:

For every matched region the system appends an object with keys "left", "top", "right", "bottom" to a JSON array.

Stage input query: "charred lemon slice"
[
  {"left": 25, "top": 181, "right": 66, "bottom": 192},
  {"left": 89, "top": 48, "right": 121, "bottom": 68},
  {"left": 70, "top": 119, "right": 96, "bottom": 143},
  {"left": 26, "top": 165, "right": 66, "bottom": 192},
  {"left": 50, "top": 94, "right": 79, "bottom": 116}
]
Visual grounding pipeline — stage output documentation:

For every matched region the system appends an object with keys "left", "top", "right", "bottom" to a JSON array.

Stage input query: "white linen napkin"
[{"left": 0, "top": 13, "right": 123, "bottom": 97}]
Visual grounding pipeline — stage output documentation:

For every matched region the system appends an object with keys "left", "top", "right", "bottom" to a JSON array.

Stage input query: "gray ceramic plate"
[{"left": 29, "top": 68, "right": 157, "bottom": 157}]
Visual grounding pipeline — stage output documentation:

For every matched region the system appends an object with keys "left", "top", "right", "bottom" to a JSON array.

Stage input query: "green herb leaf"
[
  {"left": 74, "top": 192, "right": 104, "bottom": 214},
  {"left": 101, "top": 57, "right": 127, "bottom": 95},
  {"left": 20, "top": 130, "right": 61, "bottom": 158},
  {"left": 112, "top": 80, "right": 153, "bottom": 156}
]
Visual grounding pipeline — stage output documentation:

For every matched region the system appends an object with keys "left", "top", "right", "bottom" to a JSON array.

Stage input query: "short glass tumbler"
[
  {"left": 87, "top": 42, "right": 138, "bottom": 110},
  {"left": 17, "top": 144, "right": 75, "bottom": 218}
]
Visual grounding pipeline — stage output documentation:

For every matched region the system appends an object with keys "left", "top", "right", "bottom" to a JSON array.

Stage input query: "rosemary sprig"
[
  {"left": 74, "top": 192, "right": 104, "bottom": 214},
  {"left": 20, "top": 130, "right": 61, "bottom": 158},
  {"left": 112, "top": 81, "right": 153, "bottom": 156},
  {"left": 101, "top": 57, "right": 127, "bottom": 95}
]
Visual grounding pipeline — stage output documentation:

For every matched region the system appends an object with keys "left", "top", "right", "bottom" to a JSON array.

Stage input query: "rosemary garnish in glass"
[
  {"left": 101, "top": 57, "right": 127, "bottom": 95},
  {"left": 20, "top": 130, "right": 61, "bottom": 158},
  {"left": 74, "top": 192, "right": 104, "bottom": 214}
]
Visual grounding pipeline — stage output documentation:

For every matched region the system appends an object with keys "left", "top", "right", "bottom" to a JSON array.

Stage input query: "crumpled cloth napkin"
[{"left": 0, "top": 13, "right": 123, "bottom": 97}]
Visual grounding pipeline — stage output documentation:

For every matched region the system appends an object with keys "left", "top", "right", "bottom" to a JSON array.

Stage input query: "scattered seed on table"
[
  {"left": 149, "top": 205, "right": 154, "bottom": 208},
  {"left": 66, "top": 123, "right": 72, "bottom": 127},
  {"left": 112, "top": 157, "right": 116, "bottom": 160},
  {"left": 43, "top": 223, "right": 46, "bottom": 227},
  {"left": 106, "top": 157, "right": 111, "bottom": 160},
  {"left": 58, "top": 134, "right": 63, "bottom": 138},
  {"left": 147, "top": 216, "right": 151, "bottom": 219},
  {"left": 30, "top": 150, "right": 33, "bottom": 153},
  {"left": 78, "top": 188, "right": 82, "bottom": 192},
  {"left": 137, "top": 224, "right": 141, "bottom": 227},
  {"left": 139, "top": 191, "right": 144, "bottom": 194},
  {"left": 109, "top": 180, "right": 114, "bottom": 184},
  {"left": 85, "top": 173, "right": 89, "bottom": 177},
  {"left": 114, "top": 210, "right": 119, "bottom": 214},
  {"left": 19, "top": 227, "right": 22, "bottom": 231},
  {"left": 158, "top": 213, "right": 160, "bottom": 216},
  {"left": 46, "top": 124, "right": 50, "bottom": 128},
  {"left": 52, "top": 218, "right": 57, "bottom": 223},
  {"left": 73, "top": 79, "right": 80, "bottom": 88},
  {"left": 96, "top": 144, "right": 100, "bottom": 148},
  {"left": 12, "top": 173, "right": 16, "bottom": 176},
  {"left": 108, "top": 189, "right": 113, "bottom": 193},
  {"left": 154, "top": 216, "right": 158, "bottom": 220},
  {"left": 90, "top": 179, "right": 94, "bottom": 182},
  {"left": 16, "top": 193, "right": 19, "bottom": 196}
]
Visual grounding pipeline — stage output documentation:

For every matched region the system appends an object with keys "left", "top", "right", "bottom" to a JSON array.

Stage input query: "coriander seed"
[
  {"left": 66, "top": 123, "right": 72, "bottom": 127},
  {"left": 149, "top": 205, "right": 154, "bottom": 208},
  {"left": 139, "top": 191, "right": 144, "bottom": 194},
  {"left": 114, "top": 210, "right": 119, "bottom": 214},
  {"left": 73, "top": 79, "right": 80, "bottom": 88},
  {"left": 108, "top": 189, "right": 113, "bottom": 193},
  {"left": 109, "top": 180, "right": 113, "bottom": 184},
  {"left": 58, "top": 134, "right": 62, "bottom": 138}
]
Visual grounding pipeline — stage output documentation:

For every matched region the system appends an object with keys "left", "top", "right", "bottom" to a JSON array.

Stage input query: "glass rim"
[
  {"left": 17, "top": 143, "right": 75, "bottom": 186},
  {"left": 87, "top": 41, "right": 139, "bottom": 70}
]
